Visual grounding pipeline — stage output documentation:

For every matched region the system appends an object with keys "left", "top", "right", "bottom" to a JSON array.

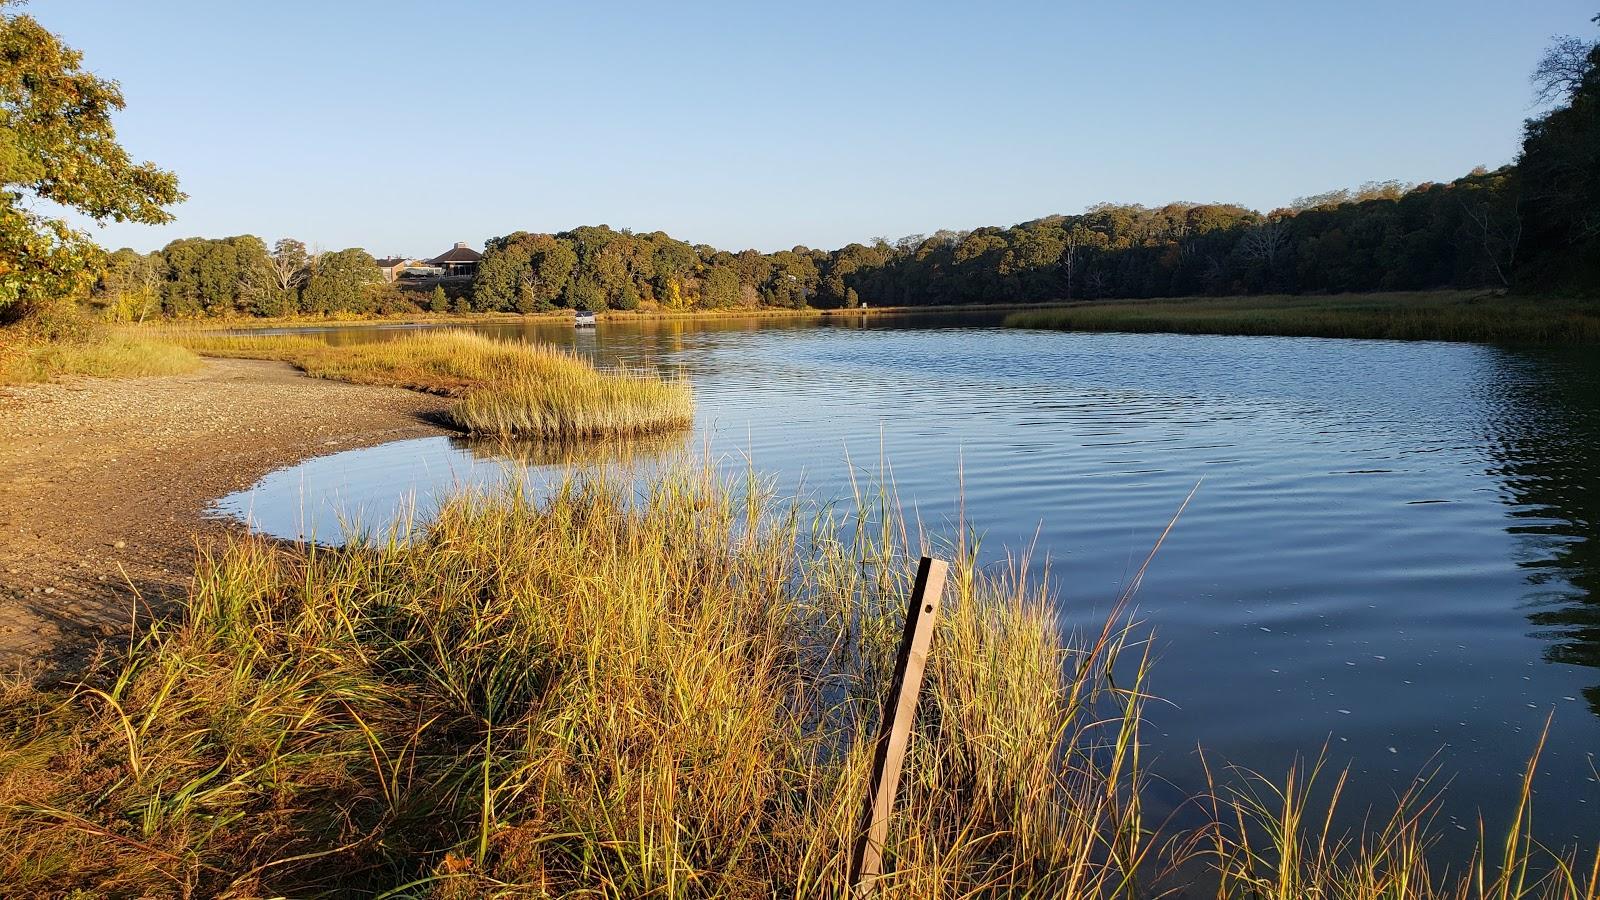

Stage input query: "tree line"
[
  {"left": 461, "top": 17, "right": 1594, "bottom": 314},
  {"left": 89, "top": 238, "right": 422, "bottom": 321},
  {"left": 6, "top": 5, "right": 1596, "bottom": 328},
  {"left": 443, "top": 19, "right": 1594, "bottom": 315}
]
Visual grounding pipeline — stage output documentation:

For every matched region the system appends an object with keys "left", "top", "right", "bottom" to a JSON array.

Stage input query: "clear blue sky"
[{"left": 34, "top": 0, "right": 1598, "bottom": 257}]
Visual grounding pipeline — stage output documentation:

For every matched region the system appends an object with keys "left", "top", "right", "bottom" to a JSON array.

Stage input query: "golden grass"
[
  {"left": 443, "top": 372, "right": 693, "bottom": 439},
  {"left": 0, "top": 466, "right": 1152, "bottom": 897},
  {"left": 163, "top": 328, "right": 694, "bottom": 439},
  {"left": 0, "top": 330, "right": 200, "bottom": 384},
  {"left": 1188, "top": 738, "right": 1600, "bottom": 900},
  {"left": 1005, "top": 292, "right": 1600, "bottom": 344},
  {"left": 0, "top": 465, "right": 1591, "bottom": 897}
]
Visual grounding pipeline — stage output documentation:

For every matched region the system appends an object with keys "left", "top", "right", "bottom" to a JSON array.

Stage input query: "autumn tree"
[
  {"left": 0, "top": 1, "right": 182, "bottom": 322},
  {"left": 92, "top": 247, "right": 164, "bottom": 322}
]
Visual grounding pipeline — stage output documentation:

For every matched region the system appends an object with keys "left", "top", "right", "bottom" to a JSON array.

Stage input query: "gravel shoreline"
[{"left": 0, "top": 358, "right": 451, "bottom": 674}]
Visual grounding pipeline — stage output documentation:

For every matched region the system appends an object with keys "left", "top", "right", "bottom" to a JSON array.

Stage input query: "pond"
[{"left": 213, "top": 313, "right": 1600, "bottom": 848}]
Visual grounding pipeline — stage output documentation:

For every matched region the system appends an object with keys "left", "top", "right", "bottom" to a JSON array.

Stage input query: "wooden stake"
[{"left": 849, "top": 555, "right": 949, "bottom": 896}]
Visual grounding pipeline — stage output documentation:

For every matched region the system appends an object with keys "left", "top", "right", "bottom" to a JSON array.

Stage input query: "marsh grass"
[
  {"left": 1004, "top": 292, "right": 1600, "bottom": 344},
  {"left": 1, "top": 331, "right": 200, "bottom": 383},
  {"left": 442, "top": 371, "right": 693, "bottom": 439},
  {"left": 1187, "top": 735, "right": 1600, "bottom": 900},
  {"left": 164, "top": 328, "right": 694, "bottom": 439},
  {"left": 0, "top": 465, "right": 1153, "bottom": 897},
  {"left": 0, "top": 465, "right": 1592, "bottom": 897}
]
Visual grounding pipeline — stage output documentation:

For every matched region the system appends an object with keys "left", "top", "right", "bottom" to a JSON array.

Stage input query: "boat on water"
[{"left": 575, "top": 310, "right": 597, "bottom": 327}]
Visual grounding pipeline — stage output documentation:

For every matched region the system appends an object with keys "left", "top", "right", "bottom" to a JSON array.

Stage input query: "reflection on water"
[
  {"left": 451, "top": 431, "right": 690, "bottom": 467},
  {"left": 1479, "top": 347, "right": 1600, "bottom": 715},
  {"left": 215, "top": 430, "right": 689, "bottom": 544},
  {"left": 212, "top": 314, "right": 1600, "bottom": 847}
]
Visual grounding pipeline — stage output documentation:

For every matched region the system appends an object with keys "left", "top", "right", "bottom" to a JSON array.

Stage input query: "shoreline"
[
  {"left": 7, "top": 291, "right": 1595, "bottom": 670},
  {"left": 1004, "top": 291, "right": 1600, "bottom": 345},
  {"left": 128, "top": 290, "right": 1600, "bottom": 346},
  {"left": 132, "top": 300, "right": 1075, "bottom": 332},
  {"left": 0, "top": 358, "right": 451, "bottom": 673}
]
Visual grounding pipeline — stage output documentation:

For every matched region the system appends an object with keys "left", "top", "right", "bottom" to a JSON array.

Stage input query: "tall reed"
[
  {"left": 1184, "top": 736, "right": 1599, "bottom": 899},
  {"left": 0, "top": 464, "right": 1149, "bottom": 897}
]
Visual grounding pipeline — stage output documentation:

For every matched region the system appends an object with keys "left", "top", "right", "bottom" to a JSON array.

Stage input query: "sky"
[{"left": 29, "top": 0, "right": 1599, "bottom": 257}]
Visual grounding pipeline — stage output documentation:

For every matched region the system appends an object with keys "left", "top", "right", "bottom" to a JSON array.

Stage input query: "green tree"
[
  {"left": 615, "top": 280, "right": 642, "bottom": 311},
  {"left": 568, "top": 275, "right": 605, "bottom": 311},
  {"left": 701, "top": 266, "right": 741, "bottom": 309},
  {"left": 765, "top": 249, "right": 818, "bottom": 308},
  {"left": 473, "top": 231, "right": 578, "bottom": 311},
  {"left": 0, "top": 2, "right": 182, "bottom": 321},
  {"left": 302, "top": 249, "right": 381, "bottom": 315},
  {"left": 159, "top": 236, "right": 270, "bottom": 317},
  {"left": 430, "top": 285, "right": 449, "bottom": 313},
  {"left": 472, "top": 232, "right": 534, "bottom": 311},
  {"left": 526, "top": 234, "right": 577, "bottom": 308}
]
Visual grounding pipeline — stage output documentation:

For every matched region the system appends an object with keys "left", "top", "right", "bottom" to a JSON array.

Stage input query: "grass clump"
[
  {"left": 442, "top": 370, "right": 694, "bottom": 439},
  {"left": 0, "top": 466, "right": 1152, "bottom": 897},
  {"left": 167, "top": 328, "right": 694, "bottom": 439},
  {"left": 1005, "top": 291, "right": 1600, "bottom": 344}
]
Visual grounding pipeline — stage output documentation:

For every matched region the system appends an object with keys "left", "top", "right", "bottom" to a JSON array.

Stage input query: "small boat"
[{"left": 575, "top": 310, "right": 597, "bottom": 328}]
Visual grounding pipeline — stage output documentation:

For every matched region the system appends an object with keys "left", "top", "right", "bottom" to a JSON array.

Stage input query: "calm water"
[{"left": 215, "top": 315, "right": 1600, "bottom": 846}]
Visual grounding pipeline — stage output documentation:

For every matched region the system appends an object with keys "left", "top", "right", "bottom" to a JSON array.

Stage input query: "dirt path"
[{"left": 0, "top": 358, "right": 450, "bottom": 675}]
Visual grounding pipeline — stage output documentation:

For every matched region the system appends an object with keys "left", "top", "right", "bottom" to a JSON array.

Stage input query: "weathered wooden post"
[{"left": 849, "top": 555, "right": 949, "bottom": 896}]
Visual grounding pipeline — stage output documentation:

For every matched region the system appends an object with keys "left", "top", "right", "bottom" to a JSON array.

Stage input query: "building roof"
[
  {"left": 375, "top": 257, "right": 408, "bottom": 268},
  {"left": 431, "top": 242, "right": 481, "bottom": 264}
]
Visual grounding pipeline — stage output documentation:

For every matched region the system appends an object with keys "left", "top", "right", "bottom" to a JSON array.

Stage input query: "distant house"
[
  {"left": 375, "top": 257, "right": 414, "bottom": 282},
  {"left": 430, "top": 242, "right": 482, "bottom": 277}
]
